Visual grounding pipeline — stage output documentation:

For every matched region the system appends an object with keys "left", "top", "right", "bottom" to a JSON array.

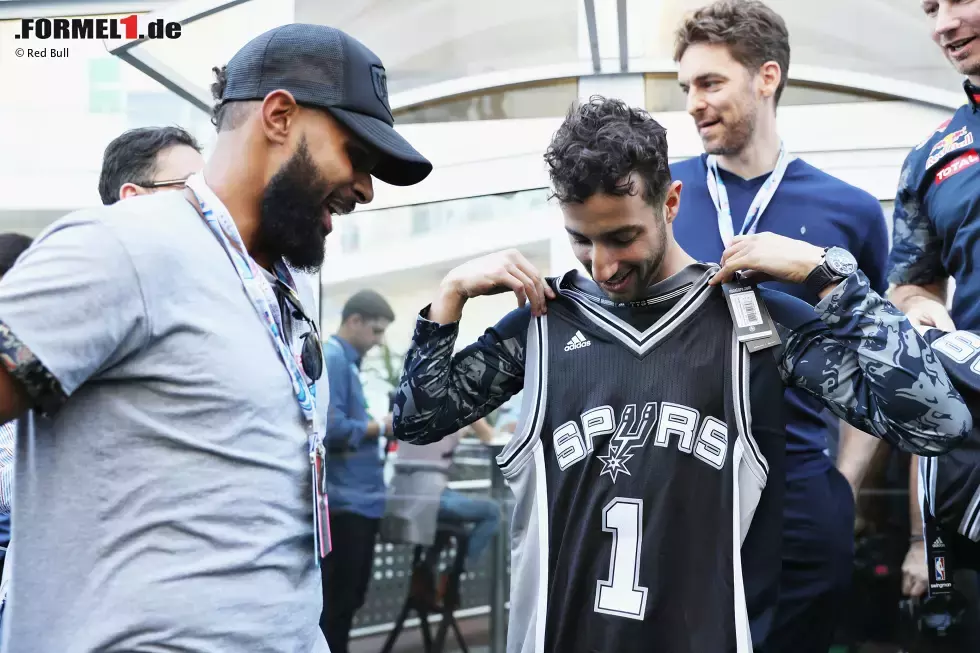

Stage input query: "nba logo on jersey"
[{"left": 935, "top": 556, "right": 947, "bottom": 581}]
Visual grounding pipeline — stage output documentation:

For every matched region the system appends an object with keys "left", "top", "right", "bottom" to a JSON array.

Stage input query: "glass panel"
[
  {"left": 330, "top": 188, "right": 552, "bottom": 256},
  {"left": 644, "top": 75, "right": 688, "bottom": 113},
  {"left": 294, "top": 0, "right": 582, "bottom": 93},
  {"left": 0, "top": 15, "right": 214, "bottom": 225},
  {"left": 394, "top": 79, "right": 579, "bottom": 124},
  {"left": 132, "top": 0, "right": 294, "bottom": 95},
  {"left": 629, "top": 0, "right": 960, "bottom": 91}
]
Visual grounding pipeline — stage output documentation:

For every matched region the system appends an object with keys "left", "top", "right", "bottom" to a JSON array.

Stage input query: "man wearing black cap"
[{"left": 0, "top": 24, "right": 429, "bottom": 653}]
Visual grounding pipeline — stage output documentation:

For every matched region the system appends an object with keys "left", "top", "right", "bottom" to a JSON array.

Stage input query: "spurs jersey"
[
  {"left": 919, "top": 328, "right": 980, "bottom": 570},
  {"left": 497, "top": 266, "right": 786, "bottom": 653},
  {"left": 395, "top": 261, "right": 970, "bottom": 652}
]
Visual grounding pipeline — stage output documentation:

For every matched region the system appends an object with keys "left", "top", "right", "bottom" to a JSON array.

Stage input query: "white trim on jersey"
[
  {"left": 732, "top": 331, "right": 769, "bottom": 478},
  {"left": 497, "top": 314, "right": 549, "bottom": 476},
  {"left": 532, "top": 446, "right": 550, "bottom": 652},
  {"left": 731, "top": 439, "right": 754, "bottom": 653},
  {"left": 731, "top": 331, "right": 769, "bottom": 551},
  {"left": 494, "top": 312, "right": 551, "bottom": 653},
  {"left": 920, "top": 453, "right": 980, "bottom": 542},
  {"left": 959, "top": 480, "right": 980, "bottom": 542},
  {"left": 555, "top": 267, "right": 717, "bottom": 357}
]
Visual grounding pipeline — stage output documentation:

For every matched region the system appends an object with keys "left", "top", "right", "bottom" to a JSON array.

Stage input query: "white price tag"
[{"left": 731, "top": 292, "right": 763, "bottom": 329}]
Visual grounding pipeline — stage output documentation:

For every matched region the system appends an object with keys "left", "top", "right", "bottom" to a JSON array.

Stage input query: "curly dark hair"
[
  {"left": 544, "top": 96, "right": 671, "bottom": 207},
  {"left": 210, "top": 65, "right": 255, "bottom": 132},
  {"left": 674, "top": 0, "right": 790, "bottom": 105}
]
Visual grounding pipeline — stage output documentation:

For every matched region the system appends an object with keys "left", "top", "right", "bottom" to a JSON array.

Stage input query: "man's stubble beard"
[{"left": 705, "top": 97, "right": 759, "bottom": 158}]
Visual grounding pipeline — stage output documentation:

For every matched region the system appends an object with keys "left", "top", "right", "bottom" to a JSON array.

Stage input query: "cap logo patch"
[{"left": 372, "top": 65, "right": 389, "bottom": 106}]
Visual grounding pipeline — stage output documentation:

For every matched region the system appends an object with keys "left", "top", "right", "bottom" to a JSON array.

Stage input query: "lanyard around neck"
[
  {"left": 705, "top": 144, "right": 794, "bottom": 247},
  {"left": 182, "top": 176, "right": 320, "bottom": 449}
]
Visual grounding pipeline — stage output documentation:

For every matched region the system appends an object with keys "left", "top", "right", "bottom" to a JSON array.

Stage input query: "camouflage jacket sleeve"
[
  {"left": 392, "top": 305, "right": 531, "bottom": 445},
  {"left": 762, "top": 272, "right": 972, "bottom": 456},
  {"left": 887, "top": 153, "right": 947, "bottom": 287}
]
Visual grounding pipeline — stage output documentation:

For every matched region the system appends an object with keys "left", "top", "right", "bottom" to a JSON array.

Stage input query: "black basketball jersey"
[
  {"left": 918, "top": 329, "right": 980, "bottom": 571},
  {"left": 497, "top": 266, "right": 786, "bottom": 653}
]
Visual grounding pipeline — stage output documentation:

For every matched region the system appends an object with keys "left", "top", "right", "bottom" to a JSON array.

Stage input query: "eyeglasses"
[
  {"left": 273, "top": 281, "right": 324, "bottom": 382},
  {"left": 137, "top": 177, "right": 190, "bottom": 190}
]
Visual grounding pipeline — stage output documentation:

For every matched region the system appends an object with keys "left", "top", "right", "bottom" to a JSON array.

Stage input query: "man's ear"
[
  {"left": 758, "top": 60, "right": 782, "bottom": 103},
  {"left": 259, "top": 90, "right": 301, "bottom": 146},
  {"left": 664, "top": 180, "right": 683, "bottom": 225},
  {"left": 118, "top": 183, "right": 144, "bottom": 201}
]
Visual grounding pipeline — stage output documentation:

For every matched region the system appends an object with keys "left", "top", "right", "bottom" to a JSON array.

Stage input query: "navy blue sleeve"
[
  {"left": 762, "top": 273, "right": 971, "bottom": 455},
  {"left": 856, "top": 195, "right": 889, "bottom": 294},
  {"left": 392, "top": 304, "right": 531, "bottom": 445},
  {"left": 887, "top": 153, "right": 947, "bottom": 286}
]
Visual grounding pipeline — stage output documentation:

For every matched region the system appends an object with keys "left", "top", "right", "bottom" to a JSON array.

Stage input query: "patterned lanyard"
[
  {"left": 183, "top": 173, "right": 331, "bottom": 562},
  {"left": 706, "top": 143, "right": 795, "bottom": 247}
]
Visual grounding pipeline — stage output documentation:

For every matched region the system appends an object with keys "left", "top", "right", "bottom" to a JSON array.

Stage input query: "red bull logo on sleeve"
[
  {"left": 916, "top": 118, "right": 954, "bottom": 150},
  {"left": 927, "top": 127, "right": 974, "bottom": 168}
]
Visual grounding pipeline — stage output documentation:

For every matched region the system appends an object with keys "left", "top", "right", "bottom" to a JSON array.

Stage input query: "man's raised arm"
[{"left": 393, "top": 250, "right": 554, "bottom": 446}]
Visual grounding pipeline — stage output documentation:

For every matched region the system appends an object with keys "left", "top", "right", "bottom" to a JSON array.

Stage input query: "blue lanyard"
[
  {"left": 706, "top": 144, "right": 795, "bottom": 246},
  {"left": 184, "top": 174, "right": 329, "bottom": 562}
]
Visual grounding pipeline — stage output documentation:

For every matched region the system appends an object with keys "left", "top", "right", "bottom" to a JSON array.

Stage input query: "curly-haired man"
[{"left": 391, "top": 96, "right": 971, "bottom": 653}]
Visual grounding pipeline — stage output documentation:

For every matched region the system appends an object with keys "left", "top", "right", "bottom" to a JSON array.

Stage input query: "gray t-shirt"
[{"left": 0, "top": 191, "right": 329, "bottom": 653}]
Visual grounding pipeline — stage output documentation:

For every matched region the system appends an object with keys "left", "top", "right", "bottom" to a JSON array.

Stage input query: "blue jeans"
[{"left": 438, "top": 489, "right": 501, "bottom": 567}]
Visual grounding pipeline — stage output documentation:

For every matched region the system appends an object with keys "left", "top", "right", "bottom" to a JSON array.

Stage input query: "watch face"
[{"left": 825, "top": 247, "right": 857, "bottom": 276}]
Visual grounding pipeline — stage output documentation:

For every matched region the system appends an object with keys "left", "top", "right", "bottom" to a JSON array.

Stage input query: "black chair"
[{"left": 380, "top": 520, "right": 471, "bottom": 653}]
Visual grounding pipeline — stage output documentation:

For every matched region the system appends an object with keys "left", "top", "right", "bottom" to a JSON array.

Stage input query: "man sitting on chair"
[{"left": 384, "top": 418, "right": 501, "bottom": 604}]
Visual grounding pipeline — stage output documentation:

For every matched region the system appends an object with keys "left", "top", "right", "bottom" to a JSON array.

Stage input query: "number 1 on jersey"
[{"left": 594, "top": 497, "right": 648, "bottom": 620}]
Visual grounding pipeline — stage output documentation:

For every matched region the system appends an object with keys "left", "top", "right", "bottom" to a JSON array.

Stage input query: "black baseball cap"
[{"left": 220, "top": 23, "right": 432, "bottom": 186}]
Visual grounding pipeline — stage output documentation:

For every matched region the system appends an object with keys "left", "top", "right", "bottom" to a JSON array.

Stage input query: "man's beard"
[
  {"left": 704, "top": 101, "right": 758, "bottom": 157},
  {"left": 589, "top": 219, "right": 670, "bottom": 302},
  {"left": 258, "top": 139, "right": 335, "bottom": 273}
]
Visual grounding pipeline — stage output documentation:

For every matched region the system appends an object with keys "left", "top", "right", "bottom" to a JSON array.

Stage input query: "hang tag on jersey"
[
  {"left": 925, "top": 506, "right": 955, "bottom": 596},
  {"left": 722, "top": 280, "right": 781, "bottom": 352}
]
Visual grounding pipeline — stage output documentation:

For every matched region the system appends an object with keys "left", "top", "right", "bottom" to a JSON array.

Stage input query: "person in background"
[
  {"left": 387, "top": 417, "right": 502, "bottom": 608},
  {"left": 888, "top": 0, "right": 980, "bottom": 621},
  {"left": 671, "top": 3, "right": 889, "bottom": 650},
  {"left": 322, "top": 289, "right": 396, "bottom": 653},
  {"left": 97, "top": 126, "right": 205, "bottom": 205}
]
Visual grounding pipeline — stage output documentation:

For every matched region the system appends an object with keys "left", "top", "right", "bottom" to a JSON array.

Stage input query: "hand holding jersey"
[
  {"left": 432, "top": 249, "right": 556, "bottom": 324},
  {"left": 709, "top": 232, "right": 827, "bottom": 288}
]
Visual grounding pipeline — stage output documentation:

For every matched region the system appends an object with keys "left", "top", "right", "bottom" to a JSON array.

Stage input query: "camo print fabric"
[
  {"left": 393, "top": 313, "right": 527, "bottom": 446},
  {"left": 395, "top": 271, "right": 972, "bottom": 456},
  {"left": 0, "top": 320, "right": 66, "bottom": 416},
  {"left": 766, "top": 272, "right": 971, "bottom": 455},
  {"left": 887, "top": 159, "right": 946, "bottom": 287}
]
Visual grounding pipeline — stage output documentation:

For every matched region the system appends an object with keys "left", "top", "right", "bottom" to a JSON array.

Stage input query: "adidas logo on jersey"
[
  {"left": 564, "top": 330, "right": 592, "bottom": 352},
  {"left": 933, "top": 537, "right": 945, "bottom": 548}
]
